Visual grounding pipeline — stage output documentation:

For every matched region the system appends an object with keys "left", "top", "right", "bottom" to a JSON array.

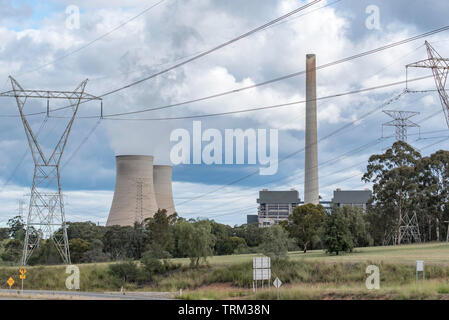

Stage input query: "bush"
[{"left": 108, "top": 261, "right": 140, "bottom": 283}]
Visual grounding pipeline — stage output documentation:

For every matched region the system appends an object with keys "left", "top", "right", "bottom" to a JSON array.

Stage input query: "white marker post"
[
  {"left": 416, "top": 260, "right": 425, "bottom": 283},
  {"left": 273, "top": 277, "right": 282, "bottom": 300}
]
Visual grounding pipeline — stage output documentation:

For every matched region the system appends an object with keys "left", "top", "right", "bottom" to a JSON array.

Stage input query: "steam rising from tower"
[
  {"left": 304, "top": 54, "right": 319, "bottom": 205},
  {"left": 107, "top": 155, "right": 176, "bottom": 226}
]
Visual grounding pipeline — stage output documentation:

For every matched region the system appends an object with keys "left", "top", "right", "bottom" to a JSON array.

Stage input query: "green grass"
[{"left": 1, "top": 242, "right": 448, "bottom": 299}]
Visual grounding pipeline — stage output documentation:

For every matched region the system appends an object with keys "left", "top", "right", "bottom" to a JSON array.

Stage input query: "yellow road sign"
[
  {"left": 7, "top": 277, "right": 14, "bottom": 288},
  {"left": 19, "top": 268, "right": 26, "bottom": 275},
  {"left": 19, "top": 274, "right": 26, "bottom": 280}
]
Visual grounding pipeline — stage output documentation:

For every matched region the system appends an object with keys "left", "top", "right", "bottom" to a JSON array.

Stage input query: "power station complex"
[
  {"left": 106, "top": 155, "right": 176, "bottom": 226},
  {"left": 106, "top": 54, "right": 368, "bottom": 228}
]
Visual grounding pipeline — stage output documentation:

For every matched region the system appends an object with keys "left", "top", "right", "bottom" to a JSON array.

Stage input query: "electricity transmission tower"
[
  {"left": 382, "top": 110, "right": 420, "bottom": 141},
  {"left": 406, "top": 41, "right": 449, "bottom": 128},
  {"left": 0, "top": 76, "right": 101, "bottom": 265},
  {"left": 381, "top": 110, "right": 421, "bottom": 245}
]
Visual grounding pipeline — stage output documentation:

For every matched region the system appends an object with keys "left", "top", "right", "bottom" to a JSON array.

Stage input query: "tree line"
[{"left": 0, "top": 141, "right": 447, "bottom": 266}]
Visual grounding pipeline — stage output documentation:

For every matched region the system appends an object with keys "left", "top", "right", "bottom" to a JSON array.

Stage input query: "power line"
[
  {"left": 88, "top": 0, "right": 344, "bottom": 84},
  {"left": 4, "top": 28, "right": 447, "bottom": 119},
  {"left": 94, "top": 0, "right": 323, "bottom": 98},
  {"left": 96, "top": 27, "right": 449, "bottom": 118},
  {"left": 174, "top": 90, "right": 409, "bottom": 208},
  {"left": 15, "top": 0, "right": 168, "bottom": 77},
  {"left": 98, "top": 76, "right": 432, "bottom": 121},
  {"left": 194, "top": 134, "right": 449, "bottom": 220}
]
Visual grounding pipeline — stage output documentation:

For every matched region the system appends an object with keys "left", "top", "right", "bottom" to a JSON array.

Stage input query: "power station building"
[
  {"left": 332, "top": 189, "right": 372, "bottom": 211},
  {"left": 257, "top": 189, "right": 301, "bottom": 227},
  {"left": 106, "top": 155, "right": 176, "bottom": 227}
]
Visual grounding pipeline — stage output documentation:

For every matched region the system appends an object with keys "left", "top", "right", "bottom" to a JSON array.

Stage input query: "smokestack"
[
  {"left": 304, "top": 54, "right": 319, "bottom": 205},
  {"left": 107, "top": 155, "right": 159, "bottom": 226},
  {"left": 153, "top": 165, "right": 176, "bottom": 215}
]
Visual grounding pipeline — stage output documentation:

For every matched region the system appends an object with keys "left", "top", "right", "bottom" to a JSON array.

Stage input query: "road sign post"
[
  {"left": 253, "top": 257, "right": 271, "bottom": 295},
  {"left": 416, "top": 260, "right": 425, "bottom": 283},
  {"left": 273, "top": 277, "right": 282, "bottom": 300},
  {"left": 19, "top": 267, "right": 27, "bottom": 294},
  {"left": 7, "top": 277, "right": 14, "bottom": 294}
]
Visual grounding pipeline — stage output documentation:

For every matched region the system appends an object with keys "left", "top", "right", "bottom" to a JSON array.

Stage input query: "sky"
[{"left": 0, "top": 0, "right": 448, "bottom": 227}]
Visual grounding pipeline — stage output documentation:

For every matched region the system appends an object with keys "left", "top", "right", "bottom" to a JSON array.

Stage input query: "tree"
[
  {"left": 0, "top": 228, "right": 9, "bottom": 240},
  {"left": 284, "top": 204, "right": 326, "bottom": 253},
  {"left": 1, "top": 239, "right": 22, "bottom": 263},
  {"left": 231, "top": 223, "right": 264, "bottom": 248},
  {"left": 175, "top": 220, "right": 215, "bottom": 267},
  {"left": 144, "top": 209, "right": 177, "bottom": 258},
  {"left": 362, "top": 141, "right": 421, "bottom": 244},
  {"left": 7, "top": 216, "right": 25, "bottom": 240},
  {"left": 322, "top": 210, "right": 353, "bottom": 255},
  {"left": 69, "top": 238, "right": 92, "bottom": 263},
  {"left": 418, "top": 150, "right": 449, "bottom": 242},
  {"left": 102, "top": 225, "right": 134, "bottom": 260},
  {"left": 210, "top": 221, "right": 232, "bottom": 255},
  {"left": 260, "top": 225, "right": 289, "bottom": 262},
  {"left": 82, "top": 239, "right": 110, "bottom": 263},
  {"left": 338, "top": 205, "right": 373, "bottom": 247},
  {"left": 66, "top": 221, "right": 106, "bottom": 242}
]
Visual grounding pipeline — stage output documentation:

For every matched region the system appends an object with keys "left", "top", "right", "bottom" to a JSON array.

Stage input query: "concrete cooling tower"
[
  {"left": 106, "top": 155, "right": 176, "bottom": 227},
  {"left": 153, "top": 165, "right": 176, "bottom": 216}
]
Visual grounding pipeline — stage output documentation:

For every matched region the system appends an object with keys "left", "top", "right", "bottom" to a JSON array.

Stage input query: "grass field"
[
  {"left": 170, "top": 242, "right": 449, "bottom": 266},
  {"left": 0, "top": 242, "right": 448, "bottom": 299}
]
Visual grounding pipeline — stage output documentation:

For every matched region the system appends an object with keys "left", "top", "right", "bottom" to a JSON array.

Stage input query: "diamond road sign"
[
  {"left": 273, "top": 277, "right": 282, "bottom": 288},
  {"left": 7, "top": 277, "right": 14, "bottom": 288}
]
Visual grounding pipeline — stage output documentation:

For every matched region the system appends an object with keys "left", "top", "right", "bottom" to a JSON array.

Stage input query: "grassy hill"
[{"left": 1, "top": 242, "right": 449, "bottom": 299}]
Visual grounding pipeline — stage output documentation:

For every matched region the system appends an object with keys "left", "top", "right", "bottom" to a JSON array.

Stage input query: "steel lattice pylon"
[
  {"left": 406, "top": 41, "right": 449, "bottom": 128},
  {"left": 382, "top": 110, "right": 420, "bottom": 142},
  {"left": 1, "top": 76, "right": 101, "bottom": 265}
]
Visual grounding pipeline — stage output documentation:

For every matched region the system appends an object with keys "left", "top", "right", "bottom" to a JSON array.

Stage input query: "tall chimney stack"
[{"left": 304, "top": 54, "right": 319, "bottom": 205}]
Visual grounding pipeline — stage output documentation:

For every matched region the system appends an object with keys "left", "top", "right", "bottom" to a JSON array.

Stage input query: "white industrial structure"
[
  {"left": 107, "top": 155, "right": 176, "bottom": 226},
  {"left": 153, "top": 165, "right": 176, "bottom": 216}
]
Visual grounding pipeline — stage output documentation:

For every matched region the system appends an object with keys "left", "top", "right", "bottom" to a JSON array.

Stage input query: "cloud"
[{"left": 0, "top": 0, "right": 448, "bottom": 226}]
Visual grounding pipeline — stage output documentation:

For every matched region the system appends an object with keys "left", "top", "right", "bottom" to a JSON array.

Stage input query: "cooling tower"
[
  {"left": 107, "top": 155, "right": 159, "bottom": 226},
  {"left": 153, "top": 165, "right": 176, "bottom": 215},
  {"left": 304, "top": 54, "right": 319, "bottom": 205}
]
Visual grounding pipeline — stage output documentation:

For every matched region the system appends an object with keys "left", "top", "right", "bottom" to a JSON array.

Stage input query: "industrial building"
[
  {"left": 246, "top": 214, "right": 258, "bottom": 225},
  {"left": 332, "top": 189, "right": 372, "bottom": 211},
  {"left": 257, "top": 189, "right": 301, "bottom": 227},
  {"left": 107, "top": 155, "right": 176, "bottom": 227},
  {"left": 255, "top": 188, "right": 372, "bottom": 227}
]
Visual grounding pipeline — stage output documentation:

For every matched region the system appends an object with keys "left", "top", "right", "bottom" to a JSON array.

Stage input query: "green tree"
[
  {"left": 418, "top": 150, "right": 449, "bottom": 242},
  {"left": 362, "top": 141, "right": 421, "bottom": 244},
  {"left": 7, "top": 216, "right": 25, "bottom": 240},
  {"left": 322, "top": 210, "right": 353, "bottom": 255},
  {"left": 260, "top": 225, "right": 289, "bottom": 262},
  {"left": 337, "top": 205, "right": 373, "bottom": 247},
  {"left": 231, "top": 223, "right": 264, "bottom": 248},
  {"left": 82, "top": 239, "right": 110, "bottom": 263},
  {"left": 175, "top": 220, "right": 215, "bottom": 267},
  {"left": 210, "top": 221, "right": 232, "bottom": 255},
  {"left": 0, "top": 228, "right": 9, "bottom": 240},
  {"left": 69, "top": 238, "right": 92, "bottom": 263},
  {"left": 284, "top": 204, "right": 326, "bottom": 253},
  {"left": 1, "top": 239, "right": 22, "bottom": 263},
  {"left": 144, "top": 209, "right": 177, "bottom": 258},
  {"left": 102, "top": 225, "right": 134, "bottom": 260},
  {"left": 66, "top": 221, "right": 106, "bottom": 242}
]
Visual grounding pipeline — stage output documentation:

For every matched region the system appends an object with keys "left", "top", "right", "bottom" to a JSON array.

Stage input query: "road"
[{"left": 0, "top": 289, "right": 175, "bottom": 300}]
